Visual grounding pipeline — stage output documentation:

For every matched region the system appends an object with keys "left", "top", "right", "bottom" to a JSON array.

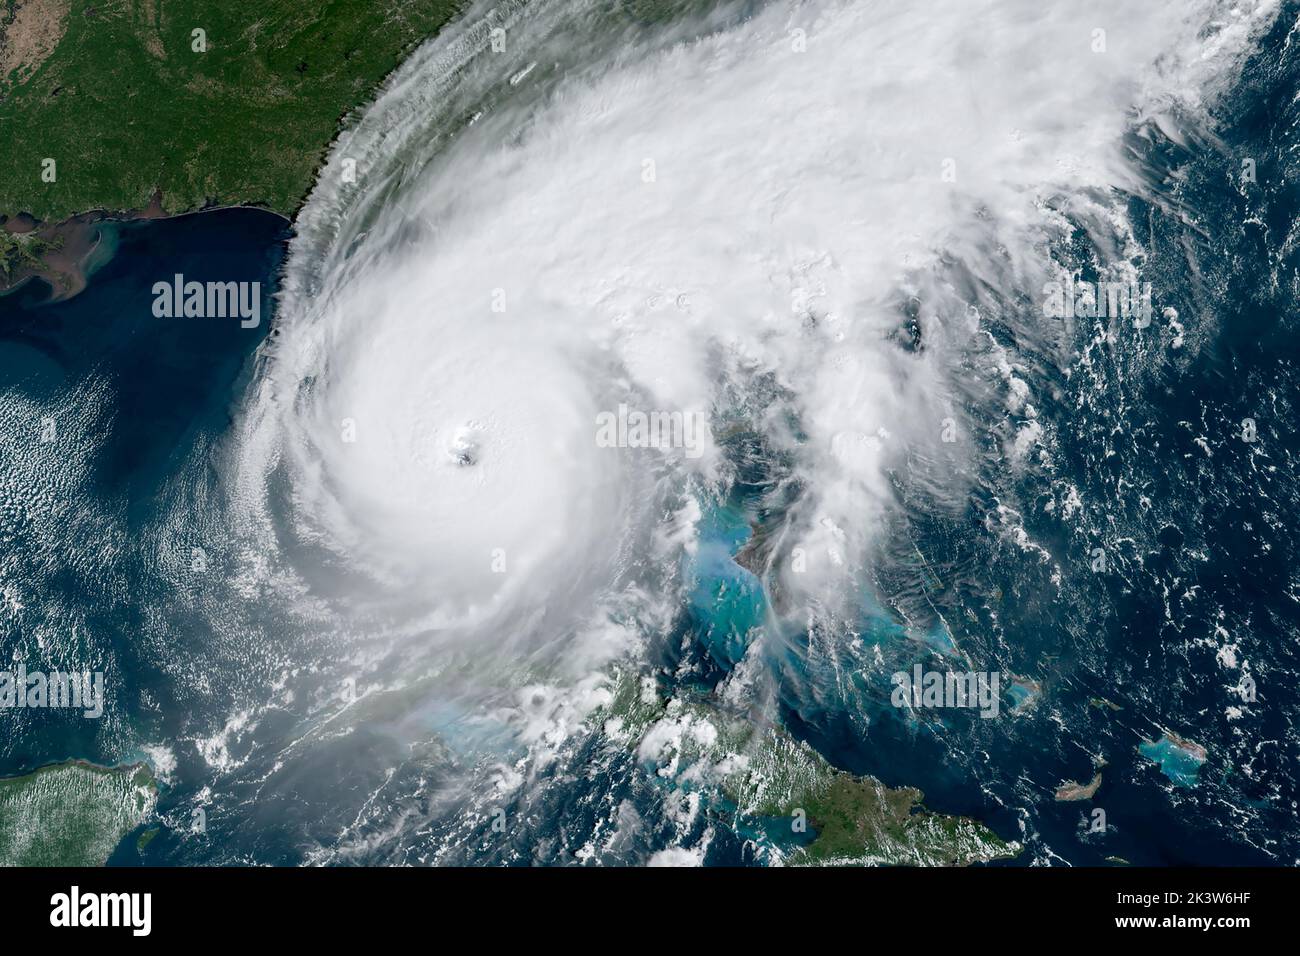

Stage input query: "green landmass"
[
  {"left": 0, "top": 228, "right": 56, "bottom": 277},
  {"left": 0, "top": 0, "right": 463, "bottom": 223},
  {"left": 601, "top": 671, "right": 1021, "bottom": 866},
  {"left": 136, "top": 826, "right": 160, "bottom": 852},
  {"left": 0, "top": 760, "right": 157, "bottom": 866}
]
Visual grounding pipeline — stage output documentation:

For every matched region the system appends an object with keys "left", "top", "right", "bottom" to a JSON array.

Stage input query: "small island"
[{"left": 1054, "top": 771, "right": 1102, "bottom": 802}]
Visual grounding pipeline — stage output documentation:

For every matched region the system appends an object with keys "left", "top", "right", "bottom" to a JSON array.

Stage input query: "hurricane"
[{"left": 5, "top": 0, "right": 1298, "bottom": 868}]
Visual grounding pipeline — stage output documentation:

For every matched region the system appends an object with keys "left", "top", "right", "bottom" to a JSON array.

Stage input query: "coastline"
[
  {"left": 0, "top": 0, "right": 451, "bottom": 307},
  {"left": 0, "top": 194, "right": 293, "bottom": 304},
  {"left": 0, "top": 758, "right": 158, "bottom": 866}
]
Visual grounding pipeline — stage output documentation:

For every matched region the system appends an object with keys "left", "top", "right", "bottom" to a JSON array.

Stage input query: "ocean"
[{"left": 1, "top": 0, "right": 1298, "bottom": 867}]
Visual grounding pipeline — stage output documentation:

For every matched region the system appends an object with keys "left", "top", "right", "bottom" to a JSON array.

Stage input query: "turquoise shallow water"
[
  {"left": 686, "top": 501, "right": 767, "bottom": 668},
  {"left": 1139, "top": 737, "right": 1207, "bottom": 789},
  {"left": 3, "top": 8, "right": 1300, "bottom": 867}
]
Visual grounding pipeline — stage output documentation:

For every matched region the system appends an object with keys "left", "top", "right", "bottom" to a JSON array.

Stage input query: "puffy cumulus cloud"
[{"left": 646, "top": 844, "right": 708, "bottom": 867}]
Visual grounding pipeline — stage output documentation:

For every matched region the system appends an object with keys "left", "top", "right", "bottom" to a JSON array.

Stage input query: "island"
[
  {"left": 1054, "top": 771, "right": 1102, "bottom": 802},
  {"left": 602, "top": 671, "right": 1021, "bottom": 866}
]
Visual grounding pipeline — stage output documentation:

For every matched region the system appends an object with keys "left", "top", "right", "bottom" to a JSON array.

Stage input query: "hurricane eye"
[{"left": 448, "top": 425, "right": 481, "bottom": 467}]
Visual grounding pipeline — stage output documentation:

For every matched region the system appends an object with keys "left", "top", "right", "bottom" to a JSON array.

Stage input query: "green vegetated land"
[
  {"left": 0, "top": 0, "right": 463, "bottom": 223},
  {"left": 604, "top": 672, "right": 1021, "bottom": 866},
  {"left": 0, "top": 760, "right": 157, "bottom": 866},
  {"left": 0, "top": 227, "right": 55, "bottom": 276}
]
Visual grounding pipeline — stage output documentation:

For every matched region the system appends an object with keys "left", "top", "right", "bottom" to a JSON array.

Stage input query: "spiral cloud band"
[{"left": 227, "top": 0, "right": 1277, "bottom": 765}]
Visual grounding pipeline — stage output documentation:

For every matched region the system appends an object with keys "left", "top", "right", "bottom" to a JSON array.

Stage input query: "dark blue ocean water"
[
  {"left": 3, "top": 14, "right": 1299, "bottom": 867},
  {"left": 764, "top": 14, "right": 1300, "bottom": 865},
  {"left": 0, "top": 209, "right": 284, "bottom": 498},
  {"left": 0, "top": 209, "right": 286, "bottom": 784}
]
